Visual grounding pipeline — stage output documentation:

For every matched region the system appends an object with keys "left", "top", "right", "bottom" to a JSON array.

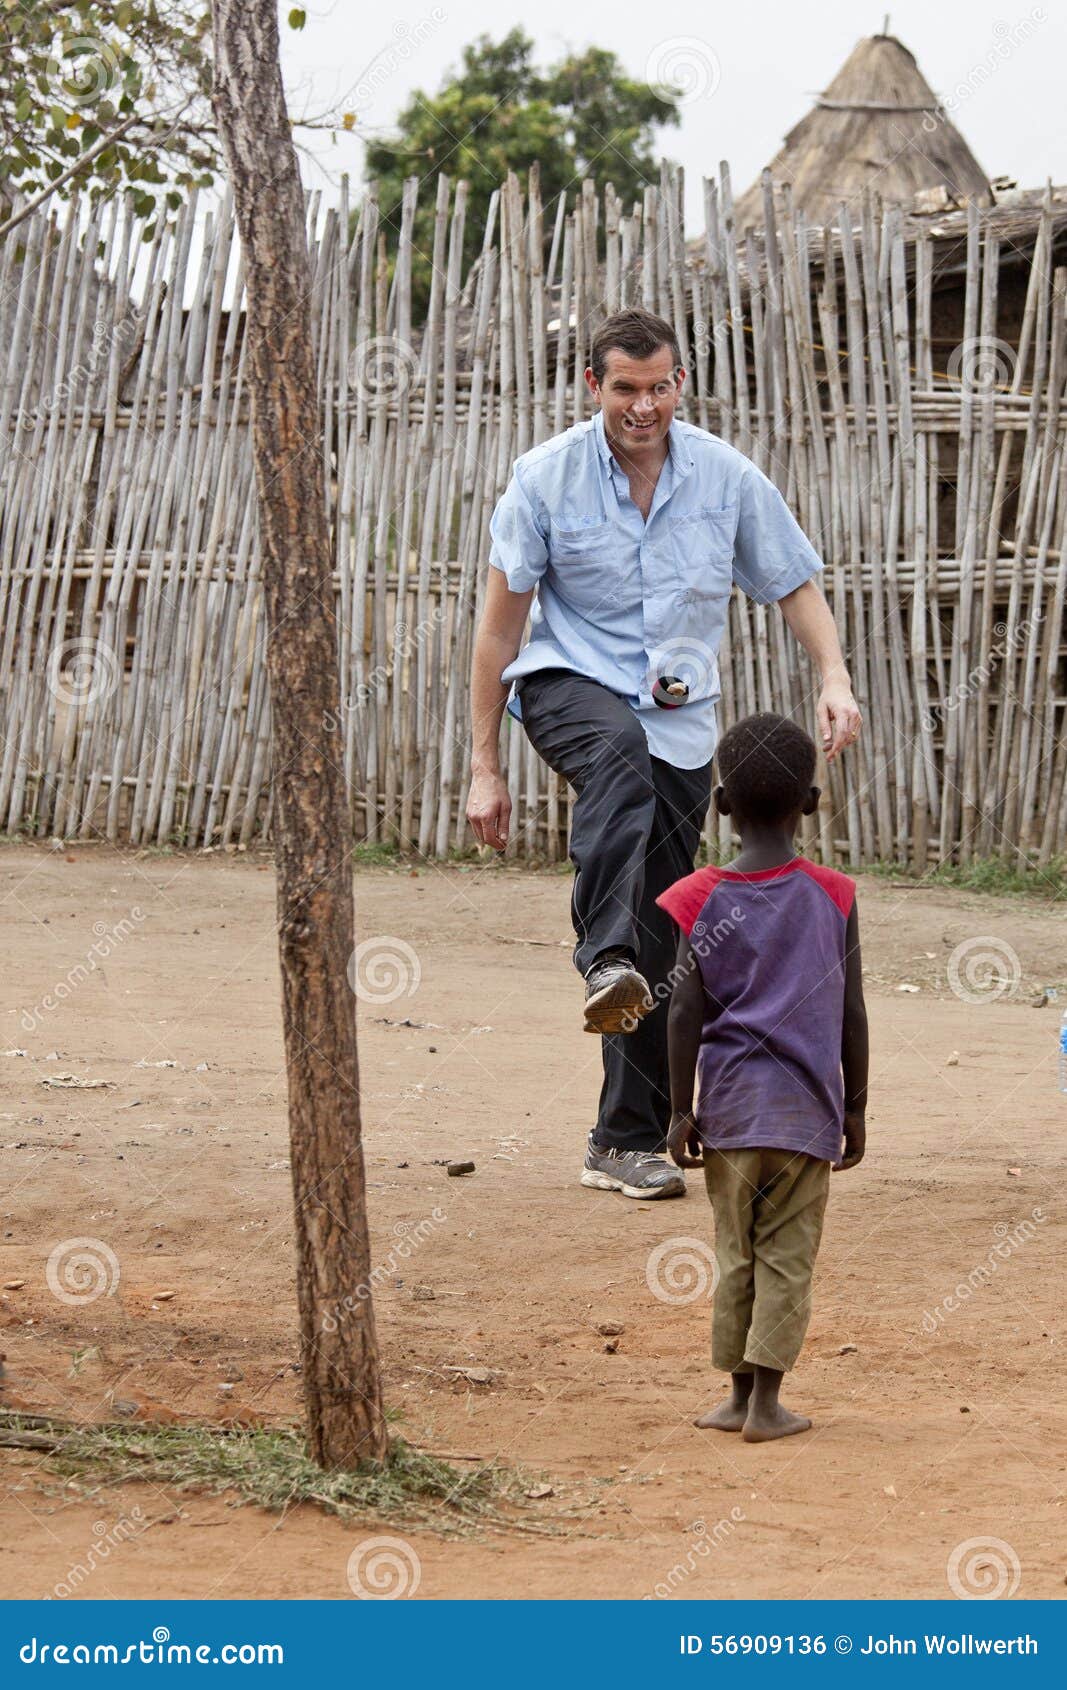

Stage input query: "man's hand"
[
  {"left": 776, "top": 582, "right": 859, "bottom": 762},
  {"left": 667, "top": 1109, "right": 704, "bottom": 1169},
  {"left": 818, "top": 676, "right": 862, "bottom": 763},
  {"left": 467, "top": 769, "right": 511, "bottom": 850},
  {"left": 833, "top": 1110, "right": 866, "bottom": 1172}
]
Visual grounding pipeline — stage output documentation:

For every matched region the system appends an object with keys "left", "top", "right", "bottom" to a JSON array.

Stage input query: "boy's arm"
[
  {"left": 837, "top": 899, "right": 869, "bottom": 1171},
  {"left": 665, "top": 929, "right": 706, "bottom": 1168}
]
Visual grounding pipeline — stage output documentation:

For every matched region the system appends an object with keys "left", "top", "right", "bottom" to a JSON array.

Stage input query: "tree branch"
[{"left": 0, "top": 108, "right": 142, "bottom": 237}]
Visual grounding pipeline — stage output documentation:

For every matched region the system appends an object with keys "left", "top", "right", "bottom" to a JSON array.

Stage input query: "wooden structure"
[
  {"left": 1, "top": 162, "right": 1066, "bottom": 868},
  {"left": 732, "top": 30, "right": 993, "bottom": 233}
]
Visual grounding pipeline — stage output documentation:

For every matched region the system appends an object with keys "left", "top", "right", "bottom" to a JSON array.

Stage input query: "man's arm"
[
  {"left": 466, "top": 568, "right": 534, "bottom": 849},
  {"left": 837, "top": 900, "right": 869, "bottom": 1172},
  {"left": 729, "top": 463, "right": 861, "bottom": 763},
  {"left": 776, "top": 577, "right": 862, "bottom": 763}
]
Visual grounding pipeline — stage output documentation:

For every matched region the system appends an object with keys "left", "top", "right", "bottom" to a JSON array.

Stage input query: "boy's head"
[{"left": 714, "top": 712, "right": 819, "bottom": 829}]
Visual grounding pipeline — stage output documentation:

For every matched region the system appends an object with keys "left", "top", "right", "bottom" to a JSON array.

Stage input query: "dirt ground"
[{"left": 1, "top": 840, "right": 1064, "bottom": 1601}]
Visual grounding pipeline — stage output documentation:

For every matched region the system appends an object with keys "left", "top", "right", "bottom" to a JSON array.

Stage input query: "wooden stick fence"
[{"left": 1, "top": 163, "right": 1065, "bottom": 867}]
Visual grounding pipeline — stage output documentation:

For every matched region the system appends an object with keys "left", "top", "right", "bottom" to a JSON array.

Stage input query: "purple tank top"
[{"left": 656, "top": 857, "right": 856, "bottom": 1164}]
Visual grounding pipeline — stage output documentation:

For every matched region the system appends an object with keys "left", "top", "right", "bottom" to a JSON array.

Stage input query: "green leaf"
[{"left": 288, "top": 8, "right": 307, "bottom": 28}]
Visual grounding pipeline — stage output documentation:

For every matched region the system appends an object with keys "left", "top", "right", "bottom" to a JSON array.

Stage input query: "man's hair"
[
  {"left": 590, "top": 308, "right": 681, "bottom": 384},
  {"left": 716, "top": 712, "right": 817, "bottom": 824}
]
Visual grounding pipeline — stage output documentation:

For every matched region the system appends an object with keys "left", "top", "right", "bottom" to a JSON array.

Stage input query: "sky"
[{"left": 276, "top": 0, "right": 1067, "bottom": 228}]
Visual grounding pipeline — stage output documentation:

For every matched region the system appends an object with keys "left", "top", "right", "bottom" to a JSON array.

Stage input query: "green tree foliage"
[
  {"left": 0, "top": 0, "right": 216, "bottom": 235},
  {"left": 541, "top": 46, "right": 681, "bottom": 201},
  {"left": 363, "top": 29, "right": 681, "bottom": 313}
]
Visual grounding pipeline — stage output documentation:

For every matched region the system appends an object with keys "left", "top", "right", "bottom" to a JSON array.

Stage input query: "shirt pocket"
[
  {"left": 668, "top": 503, "right": 737, "bottom": 600},
  {"left": 548, "top": 517, "right": 633, "bottom": 616}
]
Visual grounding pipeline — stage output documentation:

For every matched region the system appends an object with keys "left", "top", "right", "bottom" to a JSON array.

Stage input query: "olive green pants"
[{"left": 703, "top": 1146, "right": 831, "bottom": 1374}]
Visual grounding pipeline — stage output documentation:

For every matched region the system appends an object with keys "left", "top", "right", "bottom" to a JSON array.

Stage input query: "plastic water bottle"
[{"left": 1061, "top": 1009, "right": 1067, "bottom": 1094}]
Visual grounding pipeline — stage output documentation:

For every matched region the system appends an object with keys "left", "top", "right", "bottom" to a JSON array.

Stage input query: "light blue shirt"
[{"left": 488, "top": 410, "right": 824, "bottom": 768}]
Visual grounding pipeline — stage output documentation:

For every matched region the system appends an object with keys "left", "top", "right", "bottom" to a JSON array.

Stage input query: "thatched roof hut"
[{"left": 733, "top": 30, "right": 994, "bottom": 231}]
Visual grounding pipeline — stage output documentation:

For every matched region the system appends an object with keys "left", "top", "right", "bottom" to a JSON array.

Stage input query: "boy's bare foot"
[
  {"left": 695, "top": 1371, "right": 752, "bottom": 1431},
  {"left": 741, "top": 1404, "right": 812, "bottom": 1442},
  {"left": 694, "top": 1400, "right": 748, "bottom": 1432}
]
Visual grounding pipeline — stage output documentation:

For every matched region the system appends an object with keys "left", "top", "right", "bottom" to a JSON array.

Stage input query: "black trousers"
[{"left": 516, "top": 668, "right": 713, "bottom": 1154}]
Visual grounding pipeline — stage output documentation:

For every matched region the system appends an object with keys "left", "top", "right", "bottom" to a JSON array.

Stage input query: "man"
[{"left": 466, "top": 307, "right": 861, "bottom": 1201}]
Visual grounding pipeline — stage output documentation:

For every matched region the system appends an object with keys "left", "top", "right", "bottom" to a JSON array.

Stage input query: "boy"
[{"left": 655, "top": 712, "right": 868, "bottom": 1442}]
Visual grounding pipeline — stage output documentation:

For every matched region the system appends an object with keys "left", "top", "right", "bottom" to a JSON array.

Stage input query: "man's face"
[{"left": 585, "top": 345, "right": 684, "bottom": 457}]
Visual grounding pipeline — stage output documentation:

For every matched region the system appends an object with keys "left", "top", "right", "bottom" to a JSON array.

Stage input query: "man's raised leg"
[
  {"left": 518, "top": 672, "right": 712, "bottom": 1197},
  {"left": 516, "top": 669, "right": 657, "bottom": 980},
  {"left": 593, "top": 753, "right": 712, "bottom": 1154}
]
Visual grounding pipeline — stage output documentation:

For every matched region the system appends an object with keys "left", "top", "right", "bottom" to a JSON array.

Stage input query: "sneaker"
[
  {"left": 580, "top": 1135, "right": 686, "bottom": 1199},
  {"left": 583, "top": 950, "right": 655, "bottom": 1035}
]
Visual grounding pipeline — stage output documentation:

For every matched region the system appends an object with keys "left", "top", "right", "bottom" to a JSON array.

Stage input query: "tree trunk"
[{"left": 210, "top": 0, "right": 386, "bottom": 1467}]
